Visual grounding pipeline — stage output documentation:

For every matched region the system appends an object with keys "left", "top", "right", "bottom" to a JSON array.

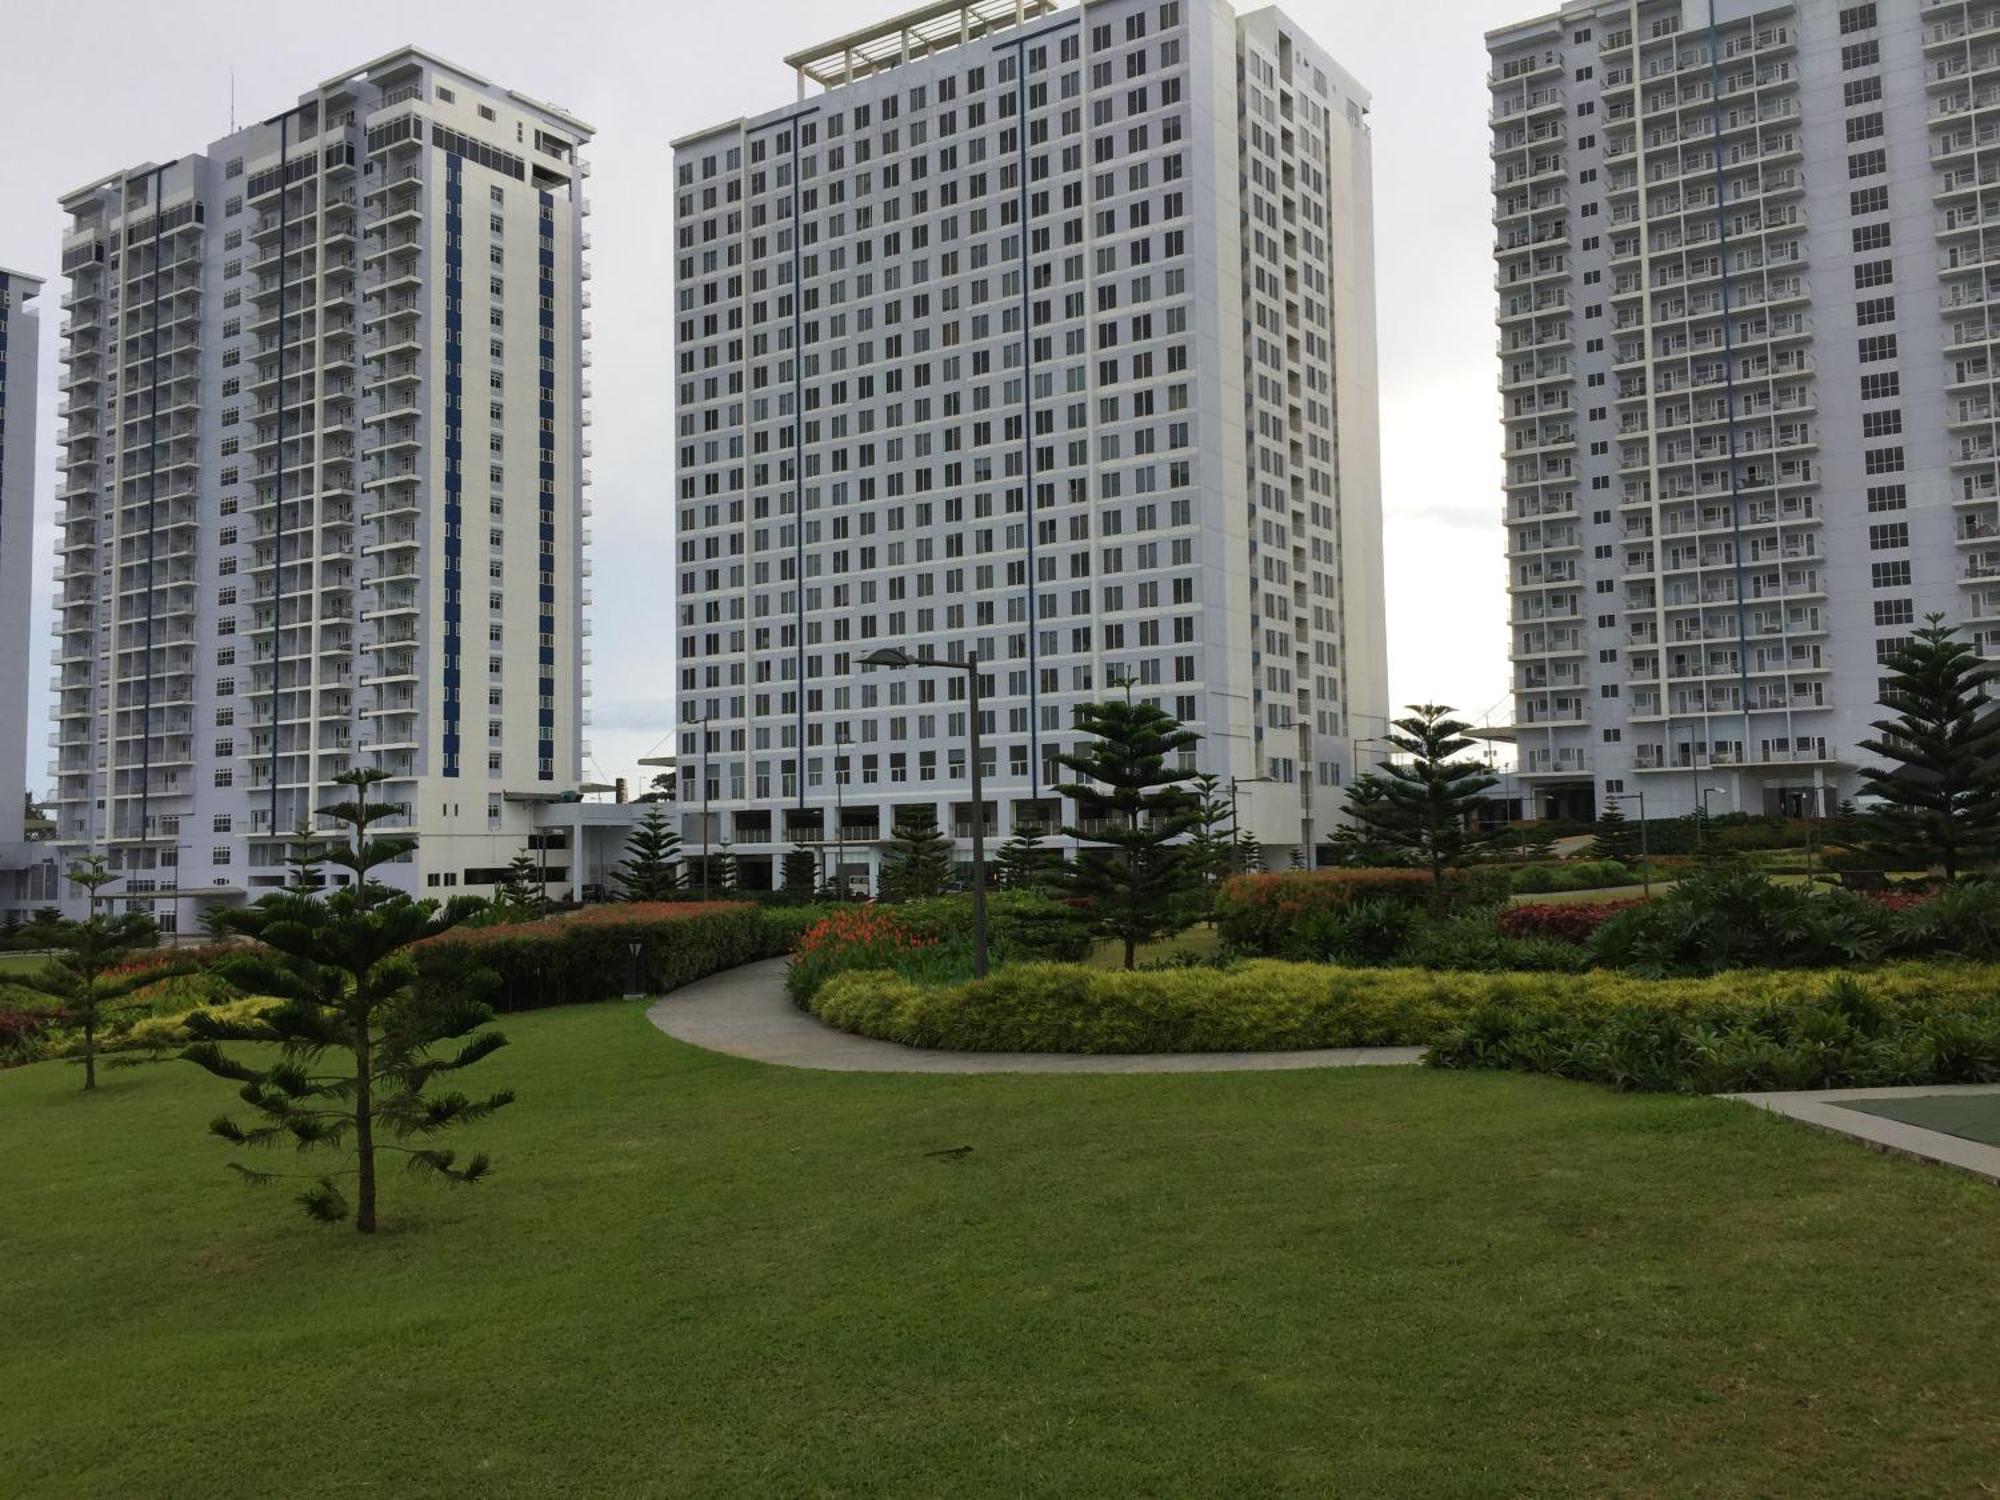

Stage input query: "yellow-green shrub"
[{"left": 805, "top": 960, "right": 2000, "bottom": 1055}]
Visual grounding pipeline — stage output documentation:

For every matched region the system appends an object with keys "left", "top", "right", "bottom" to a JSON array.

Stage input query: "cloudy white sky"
[{"left": 1, "top": 0, "right": 1534, "bottom": 794}]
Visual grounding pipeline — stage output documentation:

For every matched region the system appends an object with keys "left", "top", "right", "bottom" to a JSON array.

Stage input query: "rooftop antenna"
[{"left": 229, "top": 67, "right": 236, "bottom": 132}]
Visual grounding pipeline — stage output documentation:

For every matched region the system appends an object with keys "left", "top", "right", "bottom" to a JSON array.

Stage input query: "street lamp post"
[
  {"left": 1607, "top": 789, "right": 1651, "bottom": 897},
  {"left": 831, "top": 725, "right": 850, "bottom": 898},
  {"left": 1228, "top": 773, "right": 1275, "bottom": 875},
  {"left": 1696, "top": 785, "right": 1727, "bottom": 860},
  {"left": 864, "top": 647, "right": 989, "bottom": 977}
]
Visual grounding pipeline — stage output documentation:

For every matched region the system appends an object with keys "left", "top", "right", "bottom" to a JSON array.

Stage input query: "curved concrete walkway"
[{"left": 645, "top": 959, "right": 1426, "bottom": 1074}]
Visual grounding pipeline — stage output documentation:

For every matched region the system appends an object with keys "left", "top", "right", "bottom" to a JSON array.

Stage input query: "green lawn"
[
  {"left": 1086, "top": 924, "right": 1223, "bottom": 967},
  {"left": 0, "top": 951, "right": 50, "bottom": 978},
  {"left": 5, "top": 1002, "right": 2000, "bottom": 1498}
]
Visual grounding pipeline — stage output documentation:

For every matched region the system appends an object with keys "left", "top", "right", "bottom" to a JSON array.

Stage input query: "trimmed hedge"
[
  {"left": 417, "top": 902, "right": 791, "bottom": 1011},
  {"left": 1430, "top": 976, "right": 2000, "bottom": 1094},
  {"left": 803, "top": 959, "right": 2000, "bottom": 1057}
]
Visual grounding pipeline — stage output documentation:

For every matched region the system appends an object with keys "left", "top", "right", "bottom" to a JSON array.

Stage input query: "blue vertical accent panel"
[
  {"left": 442, "top": 156, "right": 464, "bottom": 776},
  {"left": 536, "top": 190, "right": 556, "bottom": 781}
]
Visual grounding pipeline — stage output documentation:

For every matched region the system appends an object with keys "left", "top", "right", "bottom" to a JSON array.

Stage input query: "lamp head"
[{"left": 863, "top": 647, "right": 916, "bottom": 669}]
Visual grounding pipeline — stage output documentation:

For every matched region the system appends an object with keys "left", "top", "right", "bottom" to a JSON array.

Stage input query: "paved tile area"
[
  {"left": 1723, "top": 1083, "right": 2000, "bottom": 1184},
  {"left": 645, "top": 959, "right": 1427, "bottom": 1075}
]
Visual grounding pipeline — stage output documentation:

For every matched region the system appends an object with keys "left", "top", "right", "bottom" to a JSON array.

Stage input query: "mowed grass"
[
  {"left": 6, "top": 1002, "right": 2000, "bottom": 1498},
  {"left": 0, "top": 951, "right": 50, "bottom": 978}
]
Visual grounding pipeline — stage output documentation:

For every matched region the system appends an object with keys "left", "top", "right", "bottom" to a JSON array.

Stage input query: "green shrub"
[
  {"left": 1589, "top": 866, "right": 1897, "bottom": 976},
  {"left": 803, "top": 958, "right": 2000, "bottom": 1058},
  {"left": 1509, "top": 860, "right": 1641, "bottom": 894},
  {"left": 1430, "top": 972, "right": 2000, "bottom": 1094},
  {"left": 1894, "top": 881, "right": 2000, "bottom": 962},
  {"left": 895, "top": 891, "right": 1096, "bottom": 962},
  {"left": 415, "top": 901, "right": 789, "bottom": 1011},
  {"left": 1217, "top": 869, "right": 1437, "bottom": 955}
]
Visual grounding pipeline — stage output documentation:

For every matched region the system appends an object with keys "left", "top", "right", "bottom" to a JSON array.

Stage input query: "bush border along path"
[{"left": 648, "top": 959, "right": 1425, "bottom": 1073}]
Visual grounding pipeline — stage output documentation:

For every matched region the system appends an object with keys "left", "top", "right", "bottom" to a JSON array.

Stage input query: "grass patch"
[
  {"left": 4, "top": 1004, "right": 2000, "bottom": 1496},
  {"left": 1086, "top": 925, "right": 1223, "bottom": 968},
  {"left": 0, "top": 952, "right": 51, "bottom": 978}
]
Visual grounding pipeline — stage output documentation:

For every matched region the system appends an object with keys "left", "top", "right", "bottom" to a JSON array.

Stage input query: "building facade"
[
  {"left": 2, "top": 266, "right": 60, "bottom": 917},
  {"left": 1492, "top": 0, "right": 2000, "bottom": 821},
  {"left": 671, "top": 0, "right": 1387, "bottom": 889},
  {"left": 50, "top": 49, "right": 594, "bottom": 925}
]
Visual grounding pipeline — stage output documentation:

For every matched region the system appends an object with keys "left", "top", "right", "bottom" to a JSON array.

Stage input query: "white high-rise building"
[
  {"left": 670, "top": 0, "right": 1387, "bottom": 889},
  {"left": 50, "top": 49, "right": 595, "bottom": 924},
  {"left": 2, "top": 266, "right": 57, "bottom": 918},
  {"left": 1491, "top": 0, "right": 2000, "bottom": 821}
]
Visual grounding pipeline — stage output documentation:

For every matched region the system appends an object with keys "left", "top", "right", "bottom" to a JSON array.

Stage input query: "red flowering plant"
[
  {"left": 1497, "top": 900, "right": 1644, "bottom": 944},
  {"left": 785, "top": 904, "right": 956, "bottom": 1004}
]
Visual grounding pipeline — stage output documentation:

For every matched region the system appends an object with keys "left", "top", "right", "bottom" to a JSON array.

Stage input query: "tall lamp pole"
[
  {"left": 831, "top": 724, "right": 850, "bottom": 897},
  {"left": 1608, "top": 789, "right": 1651, "bottom": 898},
  {"left": 865, "top": 647, "right": 988, "bottom": 977},
  {"left": 1697, "top": 785, "right": 1727, "bottom": 860},
  {"left": 1228, "top": 773, "right": 1275, "bottom": 875}
]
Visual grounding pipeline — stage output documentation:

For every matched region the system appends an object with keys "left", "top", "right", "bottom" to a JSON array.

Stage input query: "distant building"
[
  {"left": 1490, "top": 0, "right": 2000, "bottom": 819},
  {"left": 0, "top": 267, "right": 58, "bottom": 918},
  {"left": 48, "top": 50, "right": 596, "bottom": 926},
  {"left": 670, "top": 0, "right": 1388, "bottom": 888}
]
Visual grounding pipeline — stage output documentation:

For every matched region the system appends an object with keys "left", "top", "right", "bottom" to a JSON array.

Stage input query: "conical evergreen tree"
[
  {"left": 496, "top": 848, "right": 551, "bottom": 918},
  {"left": 1182, "top": 774, "right": 1234, "bottom": 914},
  {"left": 610, "top": 803, "right": 682, "bottom": 901},
  {"left": 1341, "top": 705, "right": 1502, "bottom": 909},
  {"left": 711, "top": 838, "right": 738, "bottom": 895},
  {"left": 1589, "top": 796, "right": 1637, "bottom": 863},
  {"left": 994, "top": 818, "right": 1056, "bottom": 892},
  {"left": 185, "top": 769, "right": 510, "bottom": 1233},
  {"left": 880, "top": 807, "right": 954, "bottom": 901},
  {"left": 1056, "top": 699, "right": 1202, "bottom": 969},
  {"left": 1859, "top": 614, "right": 2000, "bottom": 880},
  {"left": 1236, "top": 831, "right": 1264, "bottom": 875},
  {"left": 12, "top": 895, "right": 171, "bottom": 1091},
  {"left": 782, "top": 842, "right": 820, "bottom": 899}
]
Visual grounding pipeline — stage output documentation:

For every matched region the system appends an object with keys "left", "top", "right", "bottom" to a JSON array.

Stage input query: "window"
[
  {"left": 1852, "top": 223, "right": 1891, "bottom": 253},
  {"left": 1857, "top": 334, "right": 1897, "bottom": 363},
  {"left": 1869, "top": 522, "right": 1909, "bottom": 553},
  {"left": 1860, "top": 372, "right": 1900, "bottom": 401},
  {"left": 436, "top": 83, "right": 456, "bottom": 102},
  {"left": 1856, "top": 296, "right": 1895, "bottom": 326},
  {"left": 1863, "top": 448, "right": 1904, "bottom": 476},
  {"left": 1870, "top": 561, "right": 1911, "bottom": 589},
  {"left": 1847, "top": 149, "right": 1886, "bottom": 179},
  {"left": 1840, "top": 39, "right": 1880, "bottom": 69},
  {"left": 1866, "top": 484, "right": 1907, "bottom": 512},
  {"left": 1874, "top": 599, "right": 1914, "bottom": 627},
  {"left": 1843, "top": 76, "right": 1883, "bottom": 107},
  {"left": 1854, "top": 260, "right": 1893, "bottom": 290},
  {"left": 1861, "top": 409, "right": 1902, "bottom": 439},
  {"left": 1838, "top": 5, "right": 1877, "bottom": 35},
  {"left": 1844, "top": 112, "right": 1884, "bottom": 144},
  {"left": 1849, "top": 186, "right": 1888, "bottom": 216}
]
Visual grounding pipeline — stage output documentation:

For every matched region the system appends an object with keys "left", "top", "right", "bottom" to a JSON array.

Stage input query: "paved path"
[
  {"left": 1725, "top": 1083, "right": 2000, "bottom": 1185},
  {"left": 645, "top": 959, "right": 1427, "bottom": 1075}
]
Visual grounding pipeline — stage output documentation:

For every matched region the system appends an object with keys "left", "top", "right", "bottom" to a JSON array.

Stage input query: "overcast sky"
[{"left": 2, "top": 0, "right": 1533, "bottom": 795}]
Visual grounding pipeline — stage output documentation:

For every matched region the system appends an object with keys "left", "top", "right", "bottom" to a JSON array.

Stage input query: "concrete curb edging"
[
  {"left": 644, "top": 958, "right": 1427, "bottom": 1075},
  {"left": 1723, "top": 1083, "right": 2000, "bottom": 1185}
]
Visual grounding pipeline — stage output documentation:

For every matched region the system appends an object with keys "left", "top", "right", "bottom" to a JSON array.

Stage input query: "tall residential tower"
[
  {"left": 2, "top": 267, "right": 53, "bottom": 917},
  {"left": 51, "top": 49, "right": 595, "bottom": 924},
  {"left": 671, "top": 0, "right": 1387, "bottom": 888},
  {"left": 1492, "top": 0, "right": 1997, "bottom": 819}
]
